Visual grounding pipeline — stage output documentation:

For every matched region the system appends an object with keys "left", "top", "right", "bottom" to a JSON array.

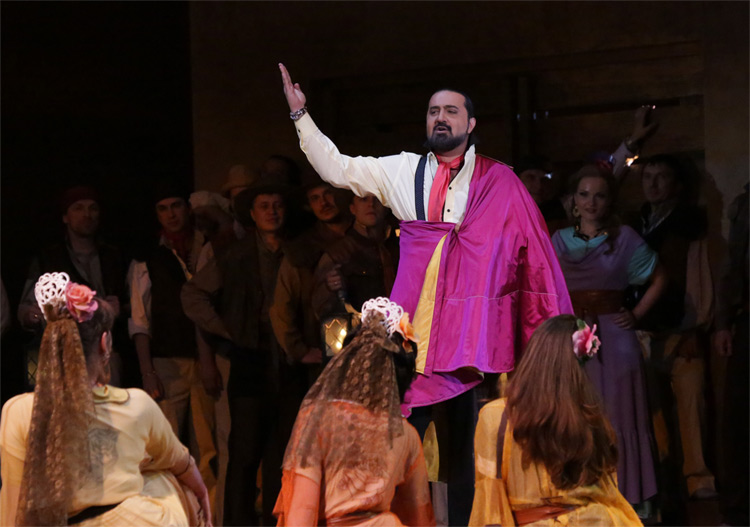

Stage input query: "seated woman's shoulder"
[
  {"left": 481, "top": 397, "right": 507, "bottom": 411},
  {"left": 119, "top": 388, "right": 161, "bottom": 412},
  {"left": 1, "top": 392, "right": 34, "bottom": 418},
  {"left": 126, "top": 387, "right": 154, "bottom": 404},
  {"left": 478, "top": 397, "right": 507, "bottom": 420},
  {"left": 114, "top": 388, "right": 170, "bottom": 423}
]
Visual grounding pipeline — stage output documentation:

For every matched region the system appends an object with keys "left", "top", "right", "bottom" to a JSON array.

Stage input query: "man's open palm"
[{"left": 279, "top": 63, "right": 306, "bottom": 112}]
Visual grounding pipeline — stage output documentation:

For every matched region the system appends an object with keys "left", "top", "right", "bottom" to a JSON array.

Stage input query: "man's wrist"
[
  {"left": 624, "top": 136, "right": 639, "bottom": 152},
  {"left": 290, "top": 106, "right": 308, "bottom": 121}
]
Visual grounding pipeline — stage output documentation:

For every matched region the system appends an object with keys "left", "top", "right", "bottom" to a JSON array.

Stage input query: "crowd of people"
[
  {"left": 0, "top": 70, "right": 746, "bottom": 527},
  {"left": 4, "top": 158, "right": 405, "bottom": 526}
]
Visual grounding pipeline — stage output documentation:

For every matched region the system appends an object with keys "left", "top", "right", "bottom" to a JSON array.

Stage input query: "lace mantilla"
[
  {"left": 283, "top": 312, "right": 405, "bottom": 489},
  {"left": 17, "top": 273, "right": 96, "bottom": 525},
  {"left": 361, "top": 297, "right": 404, "bottom": 337},
  {"left": 34, "top": 272, "right": 70, "bottom": 316}
]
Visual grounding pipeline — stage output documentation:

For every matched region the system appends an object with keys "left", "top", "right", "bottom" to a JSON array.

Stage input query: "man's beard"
[
  {"left": 425, "top": 130, "right": 469, "bottom": 154},
  {"left": 321, "top": 210, "right": 342, "bottom": 224},
  {"left": 69, "top": 223, "right": 98, "bottom": 238}
]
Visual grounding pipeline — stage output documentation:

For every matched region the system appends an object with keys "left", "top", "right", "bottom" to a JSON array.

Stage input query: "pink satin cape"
[{"left": 392, "top": 155, "right": 573, "bottom": 415}]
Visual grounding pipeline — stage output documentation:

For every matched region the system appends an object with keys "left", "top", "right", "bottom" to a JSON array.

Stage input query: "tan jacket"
[{"left": 270, "top": 223, "right": 346, "bottom": 363}]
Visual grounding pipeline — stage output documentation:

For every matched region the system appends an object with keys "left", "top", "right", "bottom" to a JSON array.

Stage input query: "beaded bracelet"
[
  {"left": 290, "top": 107, "right": 308, "bottom": 121},
  {"left": 174, "top": 455, "right": 193, "bottom": 477}
]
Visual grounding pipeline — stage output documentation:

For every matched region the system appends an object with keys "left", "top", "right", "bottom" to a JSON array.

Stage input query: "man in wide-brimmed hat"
[
  {"left": 221, "top": 164, "right": 257, "bottom": 198},
  {"left": 219, "top": 164, "right": 259, "bottom": 242}
]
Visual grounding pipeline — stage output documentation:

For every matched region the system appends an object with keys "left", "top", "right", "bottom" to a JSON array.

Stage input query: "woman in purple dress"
[{"left": 551, "top": 164, "right": 667, "bottom": 518}]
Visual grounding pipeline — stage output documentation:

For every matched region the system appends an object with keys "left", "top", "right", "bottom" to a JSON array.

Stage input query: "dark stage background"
[
  {"left": 1, "top": 2, "right": 193, "bottom": 401},
  {"left": 1, "top": 1, "right": 747, "bottom": 410}
]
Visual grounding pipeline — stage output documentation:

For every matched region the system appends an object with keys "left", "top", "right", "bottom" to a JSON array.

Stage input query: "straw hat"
[{"left": 221, "top": 164, "right": 257, "bottom": 196}]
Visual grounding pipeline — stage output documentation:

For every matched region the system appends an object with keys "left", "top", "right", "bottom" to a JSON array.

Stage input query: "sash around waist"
[
  {"left": 68, "top": 502, "right": 122, "bottom": 524},
  {"left": 323, "top": 511, "right": 380, "bottom": 526},
  {"left": 514, "top": 503, "right": 579, "bottom": 525},
  {"left": 569, "top": 289, "right": 624, "bottom": 318}
]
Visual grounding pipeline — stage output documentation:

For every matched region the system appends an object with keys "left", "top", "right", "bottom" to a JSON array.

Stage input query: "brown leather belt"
[
  {"left": 68, "top": 503, "right": 121, "bottom": 524},
  {"left": 514, "top": 503, "right": 579, "bottom": 525},
  {"left": 569, "top": 289, "right": 624, "bottom": 323},
  {"left": 324, "top": 511, "right": 379, "bottom": 526}
]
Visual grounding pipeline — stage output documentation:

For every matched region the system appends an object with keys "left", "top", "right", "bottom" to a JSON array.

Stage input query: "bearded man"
[{"left": 279, "top": 64, "right": 572, "bottom": 524}]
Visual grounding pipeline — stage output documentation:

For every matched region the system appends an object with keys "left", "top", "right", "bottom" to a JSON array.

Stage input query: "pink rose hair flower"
[
  {"left": 572, "top": 319, "right": 600, "bottom": 363},
  {"left": 64, "top": 282, "right": 98, "bottom": 323}
]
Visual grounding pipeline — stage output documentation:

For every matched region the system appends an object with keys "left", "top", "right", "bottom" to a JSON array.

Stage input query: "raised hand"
[
  {"left": 279, "top": 63, "right": 306, "bottom": 112},
  {"left": 631, "top": 105, "right": 659, "bottom": 144}
]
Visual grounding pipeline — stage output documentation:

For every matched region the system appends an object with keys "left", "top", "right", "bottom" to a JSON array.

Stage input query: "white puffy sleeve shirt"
[{"left": 294, "top": 113, "right": 478, "bottom": 224}]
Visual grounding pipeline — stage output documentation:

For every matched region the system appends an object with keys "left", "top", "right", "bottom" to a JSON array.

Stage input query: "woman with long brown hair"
[
  {"left": 0, "top": 272, "right": 211, "bottom": 526},
  {"left": 469, "top": 315, "right": 642, "bottom": 526}
]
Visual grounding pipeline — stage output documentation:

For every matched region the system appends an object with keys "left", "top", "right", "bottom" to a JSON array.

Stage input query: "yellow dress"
[
  {"left": 0, "top": 386, "right": 202, "bottom": 526},
  {"left": 469, "top": 399, "right": 642, "bottom": 527}
]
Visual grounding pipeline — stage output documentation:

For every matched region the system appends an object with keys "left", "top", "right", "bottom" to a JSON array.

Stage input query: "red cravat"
[{"left": 427, "top": 155, "right": 463, "bottom": 222}]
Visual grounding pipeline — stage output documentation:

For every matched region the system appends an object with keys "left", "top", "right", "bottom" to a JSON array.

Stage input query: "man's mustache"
[{"left": 432, "top": 122, "right": 452, "bottom": 134}]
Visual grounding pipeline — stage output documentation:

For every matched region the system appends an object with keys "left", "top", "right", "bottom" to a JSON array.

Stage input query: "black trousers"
[
  {"left": 720, "top": 312, "right": 749, "bottom": 526},
  {"left": 223, "top": 348, "right": 304, "bottom": 526},
  {"left": 408, "top": 387, "right": 478, "bottom": 527}
]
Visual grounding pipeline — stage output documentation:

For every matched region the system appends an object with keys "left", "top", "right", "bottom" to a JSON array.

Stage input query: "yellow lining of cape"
[{"left": 412, "top": 234, "right": 448, "bottom": 374}]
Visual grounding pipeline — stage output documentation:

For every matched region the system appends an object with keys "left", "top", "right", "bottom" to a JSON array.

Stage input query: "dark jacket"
[
  {"left": 312, "top": 227, "right": 399, "bottom": 320},
  {"left": 633, "top": 202, "right": 707, "bottom": 332},
  {"left": 146, "top": 245, "right": 197, "bottom": 358},
  {"left": 270, "top": 222, "right": 347, "bottom": 363},
  {"left": 37, "top": 240, "right": 127, "bottom": 301}
]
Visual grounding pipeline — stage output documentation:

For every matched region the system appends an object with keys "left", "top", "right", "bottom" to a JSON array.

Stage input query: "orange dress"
[{"left": 274, "top": 402, "right": 435, "bottom": 527}]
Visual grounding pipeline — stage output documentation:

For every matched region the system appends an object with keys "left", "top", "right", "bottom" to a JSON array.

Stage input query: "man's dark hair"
[
  {"left": 151, "top": 179, "right": 191, "bottom": 206},
  {"left": 262, "top": 154, "right": 301, "bottom": 186},
  {"left": 516, "top": 154, "right": 553, "bottom": 175},
  {"left": 644, "top": 154, "right": 684, "bottom": 183},
  {"left": 431, "top": 88, "right": 475, "bottom": 119}
]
